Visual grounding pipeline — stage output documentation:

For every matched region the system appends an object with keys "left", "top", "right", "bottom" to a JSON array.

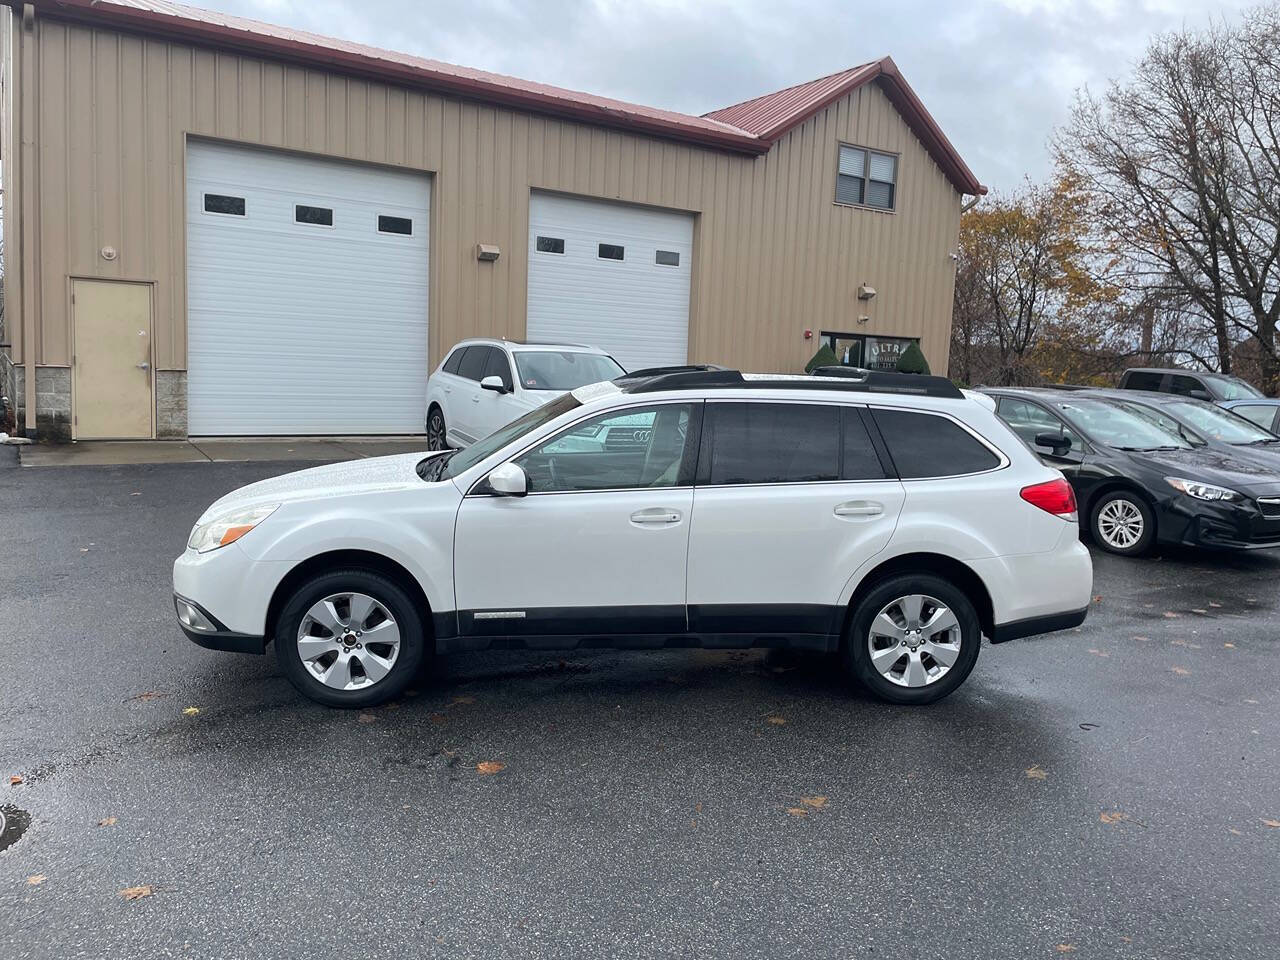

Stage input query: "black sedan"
[{"left": 984, "top": 388, "right": 1280, "bottom": 556}]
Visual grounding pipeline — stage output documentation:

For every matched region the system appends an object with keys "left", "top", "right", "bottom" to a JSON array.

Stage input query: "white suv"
[
  {"left": 425, "top": 339, "right": 625, "bottom": 450},
  {"left": 174, "top": 368, "right": 1093, "bottom": 708}
]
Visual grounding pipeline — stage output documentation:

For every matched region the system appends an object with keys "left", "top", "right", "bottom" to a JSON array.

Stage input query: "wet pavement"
[{"left": 2, "top": 456, "right": 1278, "bottom": 959}]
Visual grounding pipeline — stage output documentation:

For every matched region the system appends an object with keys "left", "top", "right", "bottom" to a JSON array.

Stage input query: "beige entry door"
[{"left": 72, "top": 279, "right": 154, "bottom": 439}]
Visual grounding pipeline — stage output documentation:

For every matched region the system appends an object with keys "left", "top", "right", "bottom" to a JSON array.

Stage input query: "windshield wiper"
[
  {"left": 1247, "top": 438, "right": 1280, "bottom": 445},
  {"left": 417, "top": 451, "right": 456, "bottom": 482}
]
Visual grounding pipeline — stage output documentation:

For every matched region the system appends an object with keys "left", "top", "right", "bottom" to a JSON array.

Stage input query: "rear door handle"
[
  {"left": 472, "top": 396, "right": 481, "bottom": 403},
  {"left": 834, "top": 500, "right": 884, "bottom": 519},
  {"left": 630, "top": 508, "right": 682, "bottom": 525}
]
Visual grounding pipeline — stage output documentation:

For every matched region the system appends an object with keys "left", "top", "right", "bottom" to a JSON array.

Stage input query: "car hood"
[
  {"left": 1135, "top": 446, "right": 1280, "bottom": 496},
  {"left": 197, "top": 451, "right": 443, "bottom": 520}
]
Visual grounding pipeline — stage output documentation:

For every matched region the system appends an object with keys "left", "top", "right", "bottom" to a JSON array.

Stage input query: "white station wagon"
[{"left": 174, "top": 368, "right": 1093, "bottom": 707}]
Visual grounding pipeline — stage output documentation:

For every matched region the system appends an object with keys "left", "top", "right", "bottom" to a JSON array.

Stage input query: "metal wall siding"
[{"left": 16, "top": 17, "right": 960, "bottom": 376}]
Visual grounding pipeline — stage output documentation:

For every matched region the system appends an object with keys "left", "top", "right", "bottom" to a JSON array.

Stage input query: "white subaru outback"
[{"left": 174, "top": 368, "right": 1093, "bottom": 707}]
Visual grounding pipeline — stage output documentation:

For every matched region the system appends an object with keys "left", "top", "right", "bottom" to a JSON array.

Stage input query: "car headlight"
[
  {"left": 1165, "top": 477, "right": 1241, "bottom": 502},
  {"left": 187, "top": 503, "right": 279, "bottom": 553}
]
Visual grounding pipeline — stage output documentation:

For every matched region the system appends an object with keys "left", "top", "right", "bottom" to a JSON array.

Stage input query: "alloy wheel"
[
  {"left": 866, "top": 594, "right": 962, "bottom": 688},
  {"left": 1097, "top": 498, "right": 1144, "bottom": 550},
  {"left": 427, "top": 412, "right": 447, "bottom": 451},
  {"left": 296, "top": 592, "right": 401, "bottom": 691}
]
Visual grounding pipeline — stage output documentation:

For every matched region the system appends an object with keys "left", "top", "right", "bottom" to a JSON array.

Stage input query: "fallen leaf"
[
  {"left": 785, "top": 807, "right": 808, "bottom": 817},
  {"left": 79, "top": 548, "right": 90, "bottom": 553},
  {"left": 120, "top": 884, "right": 156, "bottom": 901},
  {"left": 1171, "top": 667, "right": 1191, "bottom": 676},
  {"left": 1025, "top": 765, "right": 1048, "bottom": 780},
  {"left": 452, "top": 696, "right": 475, "bottom": 705},
  {"left": 357, "top": 713, "right": 377, "bottom": 724},
  {"left": 1056, "top": 946, "right": 1076, "bottom": 954},
  {"left": 799, "top": 796, "right": 827, "bottom": 809},
  {"left": 9, "top": 774, "right": 23, "bottom": 786},
  {"left": 1192, "top": 608, "right": 1208, "bottom": 614},
  {"left": 129, "top": 491, "right": 142, "bottom": 496},
  {"left": 98, "top": 817, "right": 118, "bottom": 827},
  {"left": 1229, "top": 828, "right": 1243, "bottom": 836},
  {"left": 1262, "top": 819, "right": 1280, "bottom": 828},
  {"left": 765, "top": 715, "right": 786, "bottom": 725},
  {"left": 1092, "top": 595, "right": 1103, "bottom": 603},
  {"left": 1133, "top": 635, "right": 1152, "bottom": 642},
  {"left": 1224, "top": 642, "right": 1236, "bottom": 649},
  {"left": 1208, "top": 601, "right": 1222, "bottom": 608},
  {"left": 26, "top": 875, "right": 46, "bottom": 886},
  {"left": 1099, "top": 811, "right": 1129, "bottom": 825},
  {"left": 1087, "top": 648, "right": 1109, "bottom": 658},
  {"left": 1245, "top": 699, "right": 1259, "bottom": 704},
  {"left": 695, "top": 803, "right": 703, "bottom": 813},
  {"left": 475, "top": 761, "right": 504, "bottom": 775},
  {"left": 182, "top": 706, "right": 200, "bottom": 716},
  {"left": 1163, "top": 611, "right": 1180, "bottom": 618},
  {"left": 126, "top": 691, "right": 169, "bottom": 702}
]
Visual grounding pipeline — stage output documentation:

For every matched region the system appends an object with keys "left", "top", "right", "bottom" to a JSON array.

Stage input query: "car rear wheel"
[
  {"left": 274, "top": 568, "right": 427, "bottom": 708},
  {"left": 1090, "top": 491, "right": 1154, "bottom": 556},
  {"left": 426, "top": 406, "right": 448, "bottom": 451},
  {"left": 843, "top": 573, "right": 981, "bottom": 705}
]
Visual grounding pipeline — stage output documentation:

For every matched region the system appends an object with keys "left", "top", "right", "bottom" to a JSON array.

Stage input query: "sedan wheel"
[{"left": 1090, "top": 492, "right": 1154, "bottom": 556}]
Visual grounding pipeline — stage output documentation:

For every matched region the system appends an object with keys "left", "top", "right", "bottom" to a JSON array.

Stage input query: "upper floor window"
[{"left": 836, "top": 145, "right": 898, "bottom": 211}]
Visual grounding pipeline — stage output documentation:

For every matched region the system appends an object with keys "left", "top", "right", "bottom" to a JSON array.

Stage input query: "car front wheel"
[
  {"left": 274, "top": 568, "right": 427, "bottom": 707},
  {"left": 426, "top": 406, "right": 448, "bottom": 451},
  {"left": 1090, "top": 490, "right": 1154, "bottom": 556},
  {"left": 844, "top": 573, "right": 981, "bottom": 705}
]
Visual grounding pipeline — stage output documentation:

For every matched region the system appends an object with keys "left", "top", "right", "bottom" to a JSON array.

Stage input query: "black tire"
[
  {"left": 1089, "top": 489, "right": 1155, "bottom": 556},
  {"left": 843, "top": 573, "right": 981, "bottom": 705},
  {"left": 274, "top": 568, "right": 427, "bottom": 708},
  {"left": 426, "top": 405, "right": 448, "bottom": 451}
]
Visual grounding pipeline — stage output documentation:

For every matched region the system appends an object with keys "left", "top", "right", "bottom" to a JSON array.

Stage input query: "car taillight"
[{"left": 1020, "top": 477, "right": 1078, "bottom": 520}]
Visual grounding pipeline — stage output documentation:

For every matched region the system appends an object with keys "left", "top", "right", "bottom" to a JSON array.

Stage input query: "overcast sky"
[{"left": 209, "top": 0, "right": 1252, "bottom": 193}]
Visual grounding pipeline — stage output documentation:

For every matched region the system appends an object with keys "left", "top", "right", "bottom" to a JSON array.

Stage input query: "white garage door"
[
  {"left": 527, "top": 193, "right": 693, "bottom": 372},
  {"left": 186, "top": 140, "right": 430, "bottom": 435}
]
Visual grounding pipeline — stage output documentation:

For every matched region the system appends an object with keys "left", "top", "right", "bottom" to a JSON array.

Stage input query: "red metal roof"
[
  {"left": 707, "top": 57, "right": 986, "bottom": 196},
  {"left": 19, "top": 0, "right": 984, "bottom": 194}
]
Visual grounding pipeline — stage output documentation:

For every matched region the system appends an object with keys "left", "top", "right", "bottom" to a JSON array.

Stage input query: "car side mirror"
[
  {"left": 480, "top": 375, "right": 509, "bottom": 395},
  {"left": 1035, "top": 432, "right": 1071, "bottom": 455},
  {"left": 487, "top": 462, "right": 527, "bottom": 497},
  {"left": 1189, "top": 389, "right": 1213, "bottom": 401}
]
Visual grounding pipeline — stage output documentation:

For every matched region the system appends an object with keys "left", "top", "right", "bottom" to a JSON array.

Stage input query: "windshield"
[
  {"left": 1203, "top": 373, "right": 1263, "bottom": 400},
  {"left": 1117, "top": 401, "right": 1206, "bottom": 447},
  {"left": 514, "top": 351, "right": 625, "bottom": 391},
  {"left": 1165, "top": 399, "right": 1277, "bottom": 444},
  {"left": 1053, "top": 398, "right": 1192, "bottom": 451},
  {"left": 440, "top": 392, "right": 581, "bottom": 479}
]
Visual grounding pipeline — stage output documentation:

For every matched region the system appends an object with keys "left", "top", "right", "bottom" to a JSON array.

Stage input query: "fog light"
[{"left": 174, "top": 597, "right": 217, "bottom": 633}]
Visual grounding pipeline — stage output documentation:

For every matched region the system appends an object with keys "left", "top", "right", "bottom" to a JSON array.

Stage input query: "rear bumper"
[{"left": 990, "top": 606, "right": 1089, "bottom": 644}]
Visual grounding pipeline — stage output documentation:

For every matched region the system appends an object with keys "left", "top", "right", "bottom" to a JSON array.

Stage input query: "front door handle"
[
  {"left": 136, "top": 362, "right": 150, "bottom": 370},
  {"left": 630, "top": 508, "right": 682, "bottom": 525},
  {"left": 834, "top": 500, "right": 883, "bottom": 519}
]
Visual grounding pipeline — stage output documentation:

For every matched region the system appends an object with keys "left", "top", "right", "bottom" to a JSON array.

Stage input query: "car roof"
[
  {"left": 448, "top": 337, "right": 608, "bottom": 354},
  {"left": 1222, "top": 397, "right": 1280, "bottom": 406}
]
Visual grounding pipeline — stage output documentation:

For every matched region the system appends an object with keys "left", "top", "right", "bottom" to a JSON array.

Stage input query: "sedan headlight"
[
  {"left": 187, "top": 503, "right": 279, "bottom": 553},
  {"left": 1165, "top": 477, "right": 1241, "bottom": 502}
]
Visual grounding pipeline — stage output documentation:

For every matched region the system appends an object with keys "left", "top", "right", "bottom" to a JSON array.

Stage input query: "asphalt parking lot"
[{"left": 3, "top": 451, "right": 1278, "bottom": 959}]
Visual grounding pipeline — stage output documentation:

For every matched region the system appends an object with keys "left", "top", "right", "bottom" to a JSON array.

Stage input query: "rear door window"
[
  {"left": 1233, "top": 404, "right": 1280, "bottom": 431},
  {"left": 873, "top": 409, "right": 1001, "bottom": 479},
  {"left": 701, "top": 402, "right": 843, "bottom": 485},
  {"left": 442, "top": 348, "right": 465, "bottom": 375},
  {"left": 1168, "top": 374, "right": 1204, "bottom": 397},
  {"left": 997, "top": 398, "right": 1080, "bottom": 450},
  {"left": 456, "top": 346, "right": 489, "bottom": 382}
]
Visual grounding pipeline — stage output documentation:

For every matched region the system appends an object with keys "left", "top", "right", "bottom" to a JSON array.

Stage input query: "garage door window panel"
[
  {"left": 598, "top": 243, "right": 625, "bottom": 261},
  {"left": 517, "top": 403, "right": 696, "bottom": 492},
  {"left": 655, "top": 250, "right": 680, "bottom": 266},
  {"left": 295, "top": 204, "right": 334, "bottom": 227},
  {"left": 377, "top": 215, "right": 413, "bottom": 235},
  {"left": 874, "top": 409, "right": 1002, "bottom": 478},
  {"left": 535, "top": 236, "right": 565, "bottom": 254},
  {"left": 203, "top": 193, "right": 246, "bottom": 216}
]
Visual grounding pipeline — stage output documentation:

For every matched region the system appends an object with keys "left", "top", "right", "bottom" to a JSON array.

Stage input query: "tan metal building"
[{"left": 0, "top": 0, "right": 984, "bottom": 440}]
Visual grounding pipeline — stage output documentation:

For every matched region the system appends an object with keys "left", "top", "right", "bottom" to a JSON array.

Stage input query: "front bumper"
[
  {"left": 1156, "top": 496, "right": 1280, "bottom": 550},
  {"left": 174, "top": 594, "right": 265, "bottom": 654}
]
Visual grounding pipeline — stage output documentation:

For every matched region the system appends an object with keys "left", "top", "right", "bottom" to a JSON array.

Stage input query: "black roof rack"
[
  {"left": 621, "top": 366, "right": 964, "bottom": 399},
  {"left": 617, "top": 363, "right": 730, "bottom": 381}
]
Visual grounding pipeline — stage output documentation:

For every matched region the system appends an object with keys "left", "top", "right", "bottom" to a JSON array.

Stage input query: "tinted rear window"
[
  {"left": 1123, "top": 372, "right": 1164, "bottom": 391},
  {"left": 456, "top": 346, "right": 489, "bottom": 381},
  {"left": 442, "top": 348, "right": 465, "bottom": 375},
  {"left": 703, "top": 403, "right": 841, "bottom": 485},
  {"left": 873, "top": 409, "right": 1000, "bottom": 479}
]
